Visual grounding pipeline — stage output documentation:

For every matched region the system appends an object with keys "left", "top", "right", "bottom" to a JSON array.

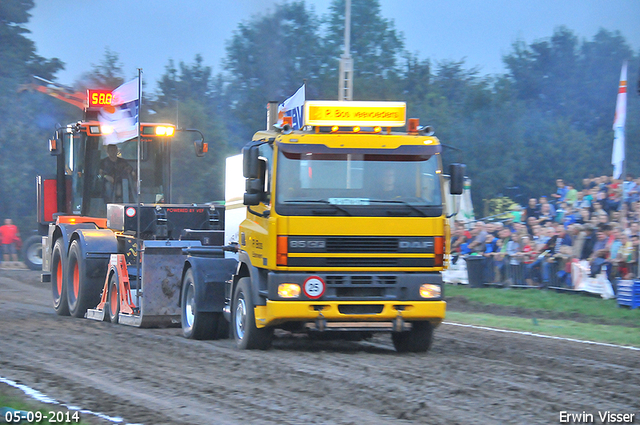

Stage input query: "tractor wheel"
[
  {"left": 392, "top": 321, "right": 434, "bottom": 353},
  {"left": 181, "top": 268, "right": 225, "bottom": 340},
  {"left": 107, "top": 270, "right": 120, "bottom": 324},
  {"left": 232, "top": 277, "right": 273, "bottom": 350},
  {"left": 51, "top": 239, "right": 69, "bottom": 316},
  {"left": 22, "top": 235, "right": 43, "bottom": 271},
  {"left": 66, "top": 240, "right": 103, "bottom": 318}
]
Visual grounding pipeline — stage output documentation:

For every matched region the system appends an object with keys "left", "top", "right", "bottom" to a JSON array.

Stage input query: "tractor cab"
[{"left": 44, "top": 122, "right": 175, "bottom": 219}]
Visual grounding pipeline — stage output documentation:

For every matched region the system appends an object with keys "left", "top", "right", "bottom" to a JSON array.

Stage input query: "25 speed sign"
[{"left": 303, "top": 276, "right": 325, "bottom": 299}]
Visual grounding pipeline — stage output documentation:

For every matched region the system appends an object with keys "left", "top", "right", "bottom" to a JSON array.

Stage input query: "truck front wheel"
[
  {"left": 392, "top": 321, "right": 434, "bottom": 353},
  {"left": 232, "top": 277, "right": 273, "bottom": 350}
]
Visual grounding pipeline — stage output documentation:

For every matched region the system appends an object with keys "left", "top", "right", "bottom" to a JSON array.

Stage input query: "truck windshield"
[{"left": 276, "top": 149, "right": 442, "bottom": 217}]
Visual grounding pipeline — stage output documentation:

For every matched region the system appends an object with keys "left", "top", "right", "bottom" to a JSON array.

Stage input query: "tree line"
[{"left": 0, "top": 0, "right": 638, "bottom": 236}]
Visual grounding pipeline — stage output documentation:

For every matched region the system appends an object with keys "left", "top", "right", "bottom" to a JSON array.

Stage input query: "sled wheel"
[{"left": 107, "top": 270, "right": 120, "bottom": 324}]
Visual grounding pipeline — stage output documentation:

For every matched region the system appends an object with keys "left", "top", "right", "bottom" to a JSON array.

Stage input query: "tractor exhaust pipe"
[{"left": 267, "top": 101, "right": 279, "bottom": 130}]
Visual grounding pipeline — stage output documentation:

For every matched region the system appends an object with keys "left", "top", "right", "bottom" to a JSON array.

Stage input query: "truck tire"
[
  {"left": 22, "top": 235, "right": 43, "bottom": 271},
  {"left": 107, "top": 270, "right": 120, "bottom": 324},
  {"left": 51, "top": 239, "right": 69, "bottom": 316},
  {"left": 392, "top": 321, "right": 434, "bottom": 353},
  {"left": 181, "top": 268, "right": 225, "bottom": 340},
  {"left": 66, "top": 240, "right": 103, "bottom": 318},
  {"left": 232, "top": 277, "right": 273, "bottom": 350}
]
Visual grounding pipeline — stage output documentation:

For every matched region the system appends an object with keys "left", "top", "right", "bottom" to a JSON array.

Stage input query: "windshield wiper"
[
  {"left": 284, "top": 199, "right": 352, "bottom": 216},
  {"left": 367, "top": 199, "right": 427, "bottom": 217}
]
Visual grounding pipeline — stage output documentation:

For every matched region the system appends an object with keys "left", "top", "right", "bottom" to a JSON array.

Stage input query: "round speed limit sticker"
[{"left": 303, "top": 276, "right": 325, "bottom": 299}]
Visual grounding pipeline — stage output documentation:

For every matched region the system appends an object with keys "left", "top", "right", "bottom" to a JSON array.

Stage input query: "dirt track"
[{"left": 1, "top": 269, "right": 639, "bottom": 425}]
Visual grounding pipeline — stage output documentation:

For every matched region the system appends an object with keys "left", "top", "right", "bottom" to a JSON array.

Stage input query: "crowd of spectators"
[{"left": 451, "top": 176, "right": 640, "bottom": 289}]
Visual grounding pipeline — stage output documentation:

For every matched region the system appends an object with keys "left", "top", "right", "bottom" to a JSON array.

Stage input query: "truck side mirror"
[
  {"left": 244, "top": 172, "right": 265, "bottom": 206},
  {"left": 194, "top": 139, "right": 208, "bottom": 157},
  {"left": 242, "top": 145, "right": 260, "bottom": 179},
  {"left": 243, "top": 192, "right": 262, "bottom": 206},
  {"left": 449, "top": 163, "right": 465, "bottom": 195}
]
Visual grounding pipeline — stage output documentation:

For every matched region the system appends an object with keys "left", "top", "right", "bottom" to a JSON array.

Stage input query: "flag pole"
[{"left": 136, "top": 68, "right": 142, "bottom": 309}]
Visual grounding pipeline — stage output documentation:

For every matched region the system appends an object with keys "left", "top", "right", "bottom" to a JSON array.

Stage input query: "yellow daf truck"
[{"left": 209, "top": 100, "right": 465, "bottom": 352}]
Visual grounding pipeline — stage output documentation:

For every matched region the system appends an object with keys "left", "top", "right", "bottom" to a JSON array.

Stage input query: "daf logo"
[{"left": 399, "top": 241, "right": 432, "bottom": 249}]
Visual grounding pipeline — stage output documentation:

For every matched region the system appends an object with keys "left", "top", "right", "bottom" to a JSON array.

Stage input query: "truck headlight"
[
  {"left": 419, "top": 284, "right": 441, "bottom": 299},
  {"left": 278, "top": 283, "right": 301, "bottom": 298}
]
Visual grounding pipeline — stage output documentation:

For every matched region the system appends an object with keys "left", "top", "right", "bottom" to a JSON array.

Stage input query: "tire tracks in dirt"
[{"left": 1, "top": 270, "right": 639, "bottom": 424}]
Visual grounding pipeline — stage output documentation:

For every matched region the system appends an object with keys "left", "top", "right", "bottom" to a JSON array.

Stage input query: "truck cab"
[{"left": 226, "top": 101, "right": 464, "bottom": 352}]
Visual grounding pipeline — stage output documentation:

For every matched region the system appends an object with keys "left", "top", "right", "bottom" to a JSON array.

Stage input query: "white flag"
[
  {"left": 98, "top": 77, "right": 140, "bottom": 145},
  {"left": 612, "top": 61, "right": 627, "bottom": 179},
  {"left": 277, "top": 84, "right": 305, "bottom": 130}
]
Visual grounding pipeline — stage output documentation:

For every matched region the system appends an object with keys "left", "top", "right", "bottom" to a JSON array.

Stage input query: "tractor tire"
[
  {"left": 66, "top": 240, "right": 103, "bottom": 318},
  {"left": 232, "top": 277, "right": 273, "bottom": 350},
  {"left": 22, "top": 235, "right": 43, "bottom": 271},
  {"left": 181, "top": 268, "right": 226, "bottom": 340},
  {"left": 51, "top": 239, "right": 69, "bottom": 316},
  {"left": 392, "top": 321, "right": 434, "bottom": 353},
  {"left": 107, "top": 270, "right": 120, "bottom": 324}
]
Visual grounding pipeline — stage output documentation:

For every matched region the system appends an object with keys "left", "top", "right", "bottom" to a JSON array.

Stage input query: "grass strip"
[
  {"left": 445, "top": 284, "right": 640, "bottom": 326},
  {"left": 0, "top": 386, "right": 93, "bottom": 425},
  {"left": 445, "top": 311, "right": 640, "bottom": 348}
]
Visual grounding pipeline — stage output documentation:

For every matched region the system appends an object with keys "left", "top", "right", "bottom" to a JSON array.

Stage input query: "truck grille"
[{"left": 326, "top": 237, "right": 398, "bottom": 253}]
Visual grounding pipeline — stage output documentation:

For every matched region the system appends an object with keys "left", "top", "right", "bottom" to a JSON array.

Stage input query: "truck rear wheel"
[
  {"left": 392, "top": 321, "right": 434, "bottom": 353},
  {"left": 181, "top": 268, "right": 226, "bottom": 340},
  {"left": 66, "top": 240, "right": 102, "bottom": 318},
  {"left": 232, "top": 277, "right": 273, "bottom": 350},
  {"left": 51, "top": 239, "right": 69, "bottom": 316},
  {"left": 23, "top": 235, "right": 43, "bottom": 271}
]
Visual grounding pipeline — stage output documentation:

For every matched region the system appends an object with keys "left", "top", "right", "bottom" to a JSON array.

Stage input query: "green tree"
[
  {"left": 0, "top": 0, "right": 65, "bottom": 235},
  {"left": 323, "top": 0, "right": 405, "bottom": 99},
  {"left": 76, "top": 47, "right": 125, "bottom": 90},
  {"left": 222, "top": 1, "right": 325, "bottom": 140},
  {"left": 149, "top": 56, "right": 232, "bottom": 202}
]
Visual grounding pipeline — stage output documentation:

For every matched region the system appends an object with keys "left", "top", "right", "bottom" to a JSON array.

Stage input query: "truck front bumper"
[{"left": 253, "top": 300, "right": 446, "bottom": 329}]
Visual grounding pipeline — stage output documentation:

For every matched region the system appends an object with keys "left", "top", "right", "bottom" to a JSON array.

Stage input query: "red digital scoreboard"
[{"left": 87, "top": 89, "right": 113, "bottom": 108}]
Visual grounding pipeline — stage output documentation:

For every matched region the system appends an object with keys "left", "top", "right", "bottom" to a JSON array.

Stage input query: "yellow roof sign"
[{"left": 304, "top": 101, "right": 406, "bottom": 127}]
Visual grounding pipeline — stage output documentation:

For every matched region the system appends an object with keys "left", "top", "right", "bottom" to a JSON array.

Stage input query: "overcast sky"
[{"left": 27, "top": 0, "right": 640, "bottom": 90}]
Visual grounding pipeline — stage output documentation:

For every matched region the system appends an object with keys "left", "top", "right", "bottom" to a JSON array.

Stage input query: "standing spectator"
[
  {"left": 577, "top": 208, "right": 591, "bottom": 225},
  {"left": 0, "top": 219, "right": 21, "bottom": 264},
  {"left": 564, "top": 183, "right": 578, "bottom": 207},
  {"left": 467, "top": 221, "right": 488, "bottom": 253},
  {"left": 588, "top": 228, "right": 611, "bottom": 278},
  {"left": 573, "top": 191, "right": 586, "bottom": 210},
  {"left": 525, "top": 197, "right": 539, "bottom": 221},
  {"left": 623, "top": 175, "right": 637, "bottom": 207},
  {"left": 615, "top": 233, "right": 634, "bottom": 279},
  {"left": 568, "top": 224, "right": 584, "bottom": 259},
  {"left": 551, "top": 178, "right": 568, "bottom": 206},
  {"left": 505, "top": 232, "right": 522, "bottom": 285},
  {"left": 539, "top": 196, "right": 556, "bottom": 216},
  {"left": 626, "top": 221, "right": 640, "bottom": 238},
  {"left": 510, "top": 205, "right": 523, "bottom": 224},
  {"left": 581, "top": 225, "right": 597, "bottom": 260},
  {"left": 538, "top": 203, "right": 555, "bottom": 226}
]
